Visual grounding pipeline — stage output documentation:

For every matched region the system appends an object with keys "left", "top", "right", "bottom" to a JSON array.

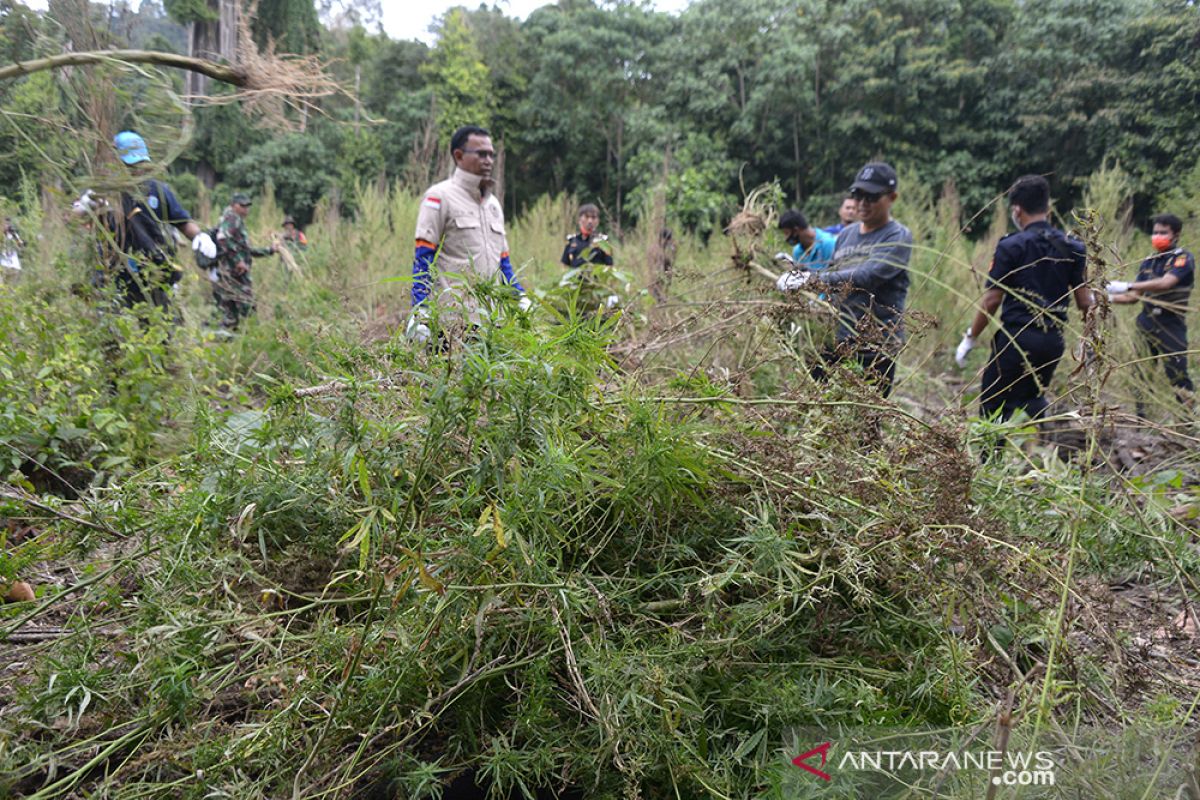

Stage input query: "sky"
[
  {"left": 22, "top": 0, "right": 693, "bottom": 45},
  {"left": 385, "top": 0, "right": 693, "bottom": 43}
]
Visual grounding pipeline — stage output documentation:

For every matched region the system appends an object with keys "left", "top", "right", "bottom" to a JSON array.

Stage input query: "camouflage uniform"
[
  {"left": 214, "top": 199, "right": 273, "bottom": 329},
  {"left": 281, "top": 215, "right": 308, "bottom": 251}
]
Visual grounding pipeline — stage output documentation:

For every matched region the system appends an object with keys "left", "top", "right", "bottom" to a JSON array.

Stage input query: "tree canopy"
[{"left": 2, "top": 0, "right": 1198, "bottom": 229}]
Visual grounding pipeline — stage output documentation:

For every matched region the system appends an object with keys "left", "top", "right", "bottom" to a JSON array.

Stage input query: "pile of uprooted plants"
[{"left": 3, "top": 284, "right": 1199, "bottom": 800}]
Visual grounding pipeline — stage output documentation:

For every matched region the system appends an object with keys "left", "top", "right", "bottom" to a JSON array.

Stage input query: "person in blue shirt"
[
  {"left": 778, "top": 209, "right": 835, "bottom": 271},
  {"left": 823, "top": 196, "right": 859, "bottom": 235}
]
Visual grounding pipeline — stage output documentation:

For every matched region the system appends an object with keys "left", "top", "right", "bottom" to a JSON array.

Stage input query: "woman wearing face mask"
[
  {"left": 1107, "top": 213, "right": 1195, "bottom": 416},
  {"left": 561, "top": 203, "right": 613, "bottom": 269}
]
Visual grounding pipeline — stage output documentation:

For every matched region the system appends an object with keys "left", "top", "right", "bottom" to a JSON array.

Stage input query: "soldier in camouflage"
[{"left": 214, "top": 192, "right": 278, "bottom": 330}]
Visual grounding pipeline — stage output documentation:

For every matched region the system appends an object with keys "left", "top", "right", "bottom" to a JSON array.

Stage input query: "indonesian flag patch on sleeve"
[{"left": 422, "top": 197, "right": 441, "bottom": 210}]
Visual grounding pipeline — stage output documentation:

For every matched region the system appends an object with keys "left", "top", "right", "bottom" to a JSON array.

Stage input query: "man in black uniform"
[
  {"left": 100, "top": 131, "right": 216, "bottom": 324},
  {"left": 955, "top": 175, "right": 1095, "bottom": 422},
  {"left": 560, "top": 203, "right": 613, "bottom": 269},
  {"left": 1108, "top": 213, "right": 1194, "bottom": 415}
]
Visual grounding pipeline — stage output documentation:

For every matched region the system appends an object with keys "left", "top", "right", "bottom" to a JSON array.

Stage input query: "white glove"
[
  {"left": 71, "top": 189, "right": 100, "bottom": 214},
  {"left": 517, "top": 295, "right": 533, "bottom": 312},
  {"left": 776, "top": 270, "right": 810, "bottom": 292},
  {"left": 773, "top": 251, "right": 795, "bottom": 266},
  {"left": 604, "top": 294, "right": 620, "bottom": 309},
  {"left": 207, "top": 267, "right": 219, "bottom": 283},
  {"left": 192, "top": 231, "right": 217, "bottom": 260},
  {"left": 1105, "top": 281, "right": 1130, "bottom": 295},
  {"left": 954, "top": 329, "right": 976, "bottom": 367},
  {"left": 406, "top": 309, "right": 431, "bottom": 344}
]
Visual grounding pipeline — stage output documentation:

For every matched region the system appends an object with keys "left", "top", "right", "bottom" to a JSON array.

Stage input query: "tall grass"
[{"left": 9, "top": 161, "right": 1196, "bottom": 427}]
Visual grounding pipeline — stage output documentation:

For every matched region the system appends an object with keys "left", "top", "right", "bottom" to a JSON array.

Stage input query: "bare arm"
[
  {"left": 179, "top": 220, "right": 201, "bottom": 240},
  {"left": 1074, "top": 285, "right": 1095, "bottom": 312},
  {"left": 1129, "top": 272, "right": 1180, "bottom": 294},
  {"left": 1110, "top": 267, "right": 1181, "bottom": 303},
  {"left": 968, "top": 287, "right": 1004, "bottom": 338}
]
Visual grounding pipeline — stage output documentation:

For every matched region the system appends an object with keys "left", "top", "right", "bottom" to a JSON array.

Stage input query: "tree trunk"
[
  {"left": 493, "top": 142, "right": 505, "bottom": 213},
  {"left": 186, "top": 0, "right": 240, "bottom": 97},
  {"left": 354, "top": 65, "right": 361, "bottom": 135},
  {"left": 793, "top": 112, "right": 801, "bottom": 201},
  {"left": 197, "top": 160, "right": 217, "bottom": 190},
  {"left": 614, "top": 116, "right": 624, "bottom": 232}
]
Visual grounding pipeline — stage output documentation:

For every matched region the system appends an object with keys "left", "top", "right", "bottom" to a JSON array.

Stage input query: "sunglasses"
[
  {"left": 851, "top": 191, "right": 884, "bottom": 203},
  {"left": 462, "top": 149, "right": 497, "bottom": 160}
]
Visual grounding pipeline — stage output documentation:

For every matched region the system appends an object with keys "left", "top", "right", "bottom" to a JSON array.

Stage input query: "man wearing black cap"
[
  {"left": 777, "top": 161, "right": 913, "bottom": 397},
  {"left": 955, "top": 175, "right": 1094, "bottom": 425},
  {"left": 214, "top": 192, "right": 278, "bottom": 330}
]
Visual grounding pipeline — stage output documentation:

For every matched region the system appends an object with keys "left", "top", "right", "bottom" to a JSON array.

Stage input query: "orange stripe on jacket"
[{"left": 415, "top": 239, "right": 438, "bottom": 250}]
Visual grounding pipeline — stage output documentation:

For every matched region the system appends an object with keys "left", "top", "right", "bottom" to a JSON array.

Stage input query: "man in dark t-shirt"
[
  {"left": 956, "top": 175, "right": 1095, "bottom": 422},
  {"left": 1108, "top": 212, "right": 1194, "bottom": 415}
]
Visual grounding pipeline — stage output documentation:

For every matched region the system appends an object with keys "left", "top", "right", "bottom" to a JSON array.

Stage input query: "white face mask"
[{"left": 1011, "top": 208, "right": 1023, "bottom": 231}]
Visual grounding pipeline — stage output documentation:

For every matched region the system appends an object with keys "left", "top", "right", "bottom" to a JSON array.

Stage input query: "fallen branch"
[
  {"left": 0, "top": 40, "right": 341, "bottom": 130},
  {"left": 746, "top": 261, "right": 780, "bottom": 283},
  {"left": 0, "top": 50, "right": 247, "bottom": 86},
  {"left": 0, "top": 486, "right": 127, "bottom": 538},
  {"left": 294, "top": 380, "right": 349, "bottom": 398},
  {"left": 4, "top": 626, "right": 69, "bottom": 642}
]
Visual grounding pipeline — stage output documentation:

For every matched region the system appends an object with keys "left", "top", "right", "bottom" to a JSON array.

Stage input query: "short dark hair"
[
  {"left": 779, "top": 209, "right": 808, "bottom": 230},
  {"left": 450, "top": 125, "right": 490, "bottom": 154},
  {"left": 578, "top": 203, "right": 599, "bottom": 217},
  {"left": 1008, "top": 175, "right": 1050, "bottom": 215},
  {"left": 1152, "top": 213, "right": 1183, "bottom": 235}
]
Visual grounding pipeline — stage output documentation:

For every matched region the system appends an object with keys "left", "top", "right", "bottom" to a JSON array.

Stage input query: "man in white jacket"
[{"left": 408, "top": 125, "right": 529, "bottom": 344}]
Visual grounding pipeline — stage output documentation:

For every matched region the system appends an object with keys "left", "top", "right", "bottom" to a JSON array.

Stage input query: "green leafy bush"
[
  {"left": 0, "top": 287, "right": 182, "bottom": 492},
  {"left": 228, "top": 133, "right": 335, "bottom": 225}
]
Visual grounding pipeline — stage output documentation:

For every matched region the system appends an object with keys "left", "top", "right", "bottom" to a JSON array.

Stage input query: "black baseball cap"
[{"left": 849, "top": 162, "right": 898, "bottom": 194}]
